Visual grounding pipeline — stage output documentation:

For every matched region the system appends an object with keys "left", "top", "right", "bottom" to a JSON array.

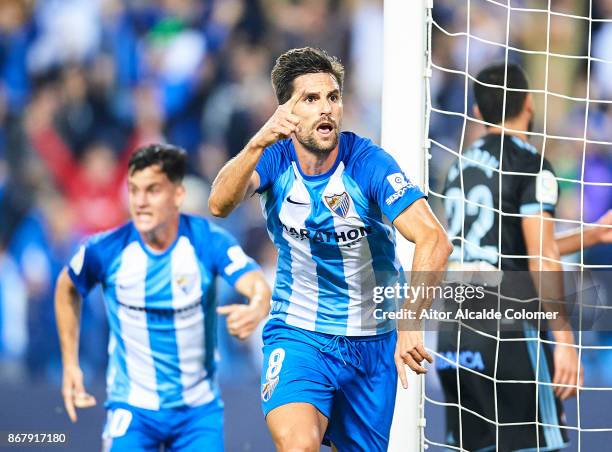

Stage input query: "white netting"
[{"left": 423, "top": 1, "right": 612, "bottom": 451}]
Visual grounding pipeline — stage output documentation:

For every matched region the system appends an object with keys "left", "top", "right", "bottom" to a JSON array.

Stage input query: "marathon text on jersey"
[{"left": 280, "top": 221, "right": 373, "bottom": 245}]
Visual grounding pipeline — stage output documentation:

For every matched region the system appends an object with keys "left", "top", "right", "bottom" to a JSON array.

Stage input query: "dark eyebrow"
[
  {"left": 304, "top": 89, "right": 340, "bottom": 97},
  {"left": 128, "top": 182, "right": 160, "bottom": 190}
]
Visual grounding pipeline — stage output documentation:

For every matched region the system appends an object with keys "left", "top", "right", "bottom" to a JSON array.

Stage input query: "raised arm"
[
  {"left": 392, "top": 199, "right": 452, "bottom": 388},
  {"left": 54, "top": 268, "right": 96, "bottom": 422},
  {"left": 208, "top": 89, "right": 304, "bottom": 217}
]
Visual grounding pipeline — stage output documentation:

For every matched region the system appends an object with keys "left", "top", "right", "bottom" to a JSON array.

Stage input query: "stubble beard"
[{"left": 296, "top": 124, "right": 340, "bottom": 155}]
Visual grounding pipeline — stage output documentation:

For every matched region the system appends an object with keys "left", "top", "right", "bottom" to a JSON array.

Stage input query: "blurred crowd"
[
  {"left": 0, "top": 0, "right": 384, "bottom": 382},
  {"left": 0, "top": 0, "right": 611, "bottom": 388}
]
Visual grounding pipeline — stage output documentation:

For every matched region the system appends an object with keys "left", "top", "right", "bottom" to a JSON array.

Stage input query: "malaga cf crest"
[
  {"left": 324, "top": 192, "right": 351, "bottom": 218},
  {"left": 175, "top": 273, "right": 197, "bottom": 295}
]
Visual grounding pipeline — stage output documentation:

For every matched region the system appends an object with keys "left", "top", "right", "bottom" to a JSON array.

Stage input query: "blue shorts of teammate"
[
  {"left": 261, "top": 317, "right": 398, "bottom": 452},
  {"left": 102, "top": 398, "right": 224, "bottom": 452}
]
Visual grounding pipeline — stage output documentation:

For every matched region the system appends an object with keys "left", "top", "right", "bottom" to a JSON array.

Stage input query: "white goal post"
[
  {"left": 383, "top": 1, "right": 430, "bottom": 451},
  {"left": 383, "top": 1, "right": 612, "bottom": 451}
]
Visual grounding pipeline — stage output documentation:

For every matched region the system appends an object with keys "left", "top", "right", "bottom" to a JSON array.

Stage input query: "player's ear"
[
  {"left": 174, "top": 183, "right": 186, "bottom": 208},
  {"left": 473, "top": 104, "right": 483, "bottom": 120},
  {"left": 523, "top": 93, "right": 534, "bottom": 116}
]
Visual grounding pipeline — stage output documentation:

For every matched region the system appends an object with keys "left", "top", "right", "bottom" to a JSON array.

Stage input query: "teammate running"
[{"left": 55, "top": 144, "right": 271, "bottom": 451}]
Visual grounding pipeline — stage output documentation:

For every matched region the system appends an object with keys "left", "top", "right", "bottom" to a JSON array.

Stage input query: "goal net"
[{"left": 384, "top": 0, "right": 612, "bottom": 451}]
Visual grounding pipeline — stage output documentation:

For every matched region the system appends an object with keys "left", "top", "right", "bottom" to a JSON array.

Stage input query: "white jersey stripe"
[
  {"left": 170, "top": 237, "right": 215, "bottom": 407},
  {"left": 277, "top": 164, "right": 319, "bottom": 331},
  {"left": 323, "top": 163, "right": 377, "bottom": 335},
  {"left": 115, "top": 242, "right": 159, "bottom": 410}
]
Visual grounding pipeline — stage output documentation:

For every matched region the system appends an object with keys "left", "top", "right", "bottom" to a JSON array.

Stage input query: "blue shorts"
[
  {"left": 260, "top": 318, "right": 398, "bottom": 452},
  {"left": 102, "top": 399, "right": 224, "bottom": 452}
]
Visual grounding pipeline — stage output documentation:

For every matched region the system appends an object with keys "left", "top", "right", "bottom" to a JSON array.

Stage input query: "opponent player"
[
  {"left": 208, "top": 47, "right": 452, "bottom": 451},
  {"left": 440, "top": 62, "right": 612, "bottom": 451},
  {"left": 55, "top": 144, "right": 271, "bottom": 451}
]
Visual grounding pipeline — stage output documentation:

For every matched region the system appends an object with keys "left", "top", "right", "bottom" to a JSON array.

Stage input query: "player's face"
[
  {"left": 291, "top": 72, "right": 342, "bottom": 154},
  {"left": 128, "top": 165, "right": 184, "bottom": 234}
]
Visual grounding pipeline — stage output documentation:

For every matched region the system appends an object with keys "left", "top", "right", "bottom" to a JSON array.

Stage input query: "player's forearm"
[
  {"left": 528, "top": 248, "right": 572, "bottom": 333},
  {"left": 555, "top": 227, "right": 600, "bottom": 256},
  {"left": 248, "top": 277, "right": 272, "bottom": 315},
  {"left": 208, "top": 142, "right": 264, "bottom": 217},
  {"left": 402, "top": 232, "right": 452, "bottom": 317},
  {"left": 237, "top": 271, "right": 272, "bottom": 315},
  {"left": 54, "top": 269, "right": 82, "bottom": 368}
]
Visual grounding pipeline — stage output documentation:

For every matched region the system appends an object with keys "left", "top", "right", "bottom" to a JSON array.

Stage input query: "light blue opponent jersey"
[
  {"left": 256, "top": 131, "right": 426, "bottom": 336},
  {"left": 67, "top": 214, "right": 259, "bottom": 410}
]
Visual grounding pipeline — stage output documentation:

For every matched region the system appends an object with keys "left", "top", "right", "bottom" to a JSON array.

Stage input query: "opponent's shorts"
[
  {"left": 260, "top": 318, "right": 397, "bottom": 452},
  {"left": 436, "top": 319, "right": 569, "bottom": 452},
  {"left": 102, "top": 398, "right": 224, "bottom": 452}
]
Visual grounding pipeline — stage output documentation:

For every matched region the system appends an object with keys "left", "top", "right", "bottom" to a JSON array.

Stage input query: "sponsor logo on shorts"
[
  {"left": 436, "top": 350, "right": 485, "bottom": 371},
  {"left": 261, "top": 376, "right": 279, "bottom": 402},
  {"left": 262, "top": 348, "right": 285, "bottom": 402}
]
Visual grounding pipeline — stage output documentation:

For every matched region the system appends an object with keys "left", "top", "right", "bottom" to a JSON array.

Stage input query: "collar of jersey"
[
  {"left": 486, "top": 132, "right": 537, "bottom": 154},
  {"left": 133, "top": 214, "right": 185, "bottom": 258},
  {"left": 289, "top": 132, "right": 345, "bottom": 182}
]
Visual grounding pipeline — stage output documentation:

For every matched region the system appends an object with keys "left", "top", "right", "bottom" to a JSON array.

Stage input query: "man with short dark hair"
[
  {"left": 209, "top": 47, "right": 452, "bottom": 451},
  {"left": 440, "top": 62, "right": 612, "bottom": 451},
  {"left": 55, "top": 143, "right": 271, "bottom": 451}
]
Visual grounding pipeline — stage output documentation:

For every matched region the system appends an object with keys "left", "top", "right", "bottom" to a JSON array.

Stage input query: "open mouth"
[{"left": 316, "top": 121, "right": 334, "bottom": 137}]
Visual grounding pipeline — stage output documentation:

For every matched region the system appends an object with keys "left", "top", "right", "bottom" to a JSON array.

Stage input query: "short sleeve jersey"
[
  {"left": 443, "top": 134, "right": 559, "bottom": 271},
  {"left": 255, "top": 131, "right": 426, "bottom": 336},
  {"left": 67, "top": 214, "right": 259, "bottom": 409}
]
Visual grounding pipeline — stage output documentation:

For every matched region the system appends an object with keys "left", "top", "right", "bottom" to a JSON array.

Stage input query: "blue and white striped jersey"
[
  {"left": 67, "top": 214, "right": 258, "bottom": 410},
  {"left": 256, "top": 131, "right": 426, "bottom": 336}
]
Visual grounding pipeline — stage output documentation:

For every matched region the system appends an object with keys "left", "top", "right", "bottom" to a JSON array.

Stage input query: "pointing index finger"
[
  {"left": 63, "top": 394, "right": 77, "bottom": 422},
  {"left": 284, "top": 88, "right": 305, "bottom": 112},
  {"left": 217, "top": 305, "right": 236, "bottom": 315}
]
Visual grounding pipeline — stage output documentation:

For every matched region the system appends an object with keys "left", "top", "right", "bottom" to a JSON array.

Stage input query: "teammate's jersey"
[
  {"left": 67, "top": 214, "right": 259, "bottom": 410},
  {"left": 255, "top": 131, "right": 426, "bottom": 336},
  {"left": 443, "top": 134, "right": 559, "bottom": 271}
]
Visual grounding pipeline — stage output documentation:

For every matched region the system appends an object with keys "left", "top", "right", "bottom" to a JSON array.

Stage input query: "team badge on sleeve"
[
  {"left": 536, "top": 170, "right": 558, "bottom": 205},
  {"left": 386, "top": 173, "right": 410, "bottom": 191},
  {"left": 324, "top": 192, "right": 351, "bottom": 218}
]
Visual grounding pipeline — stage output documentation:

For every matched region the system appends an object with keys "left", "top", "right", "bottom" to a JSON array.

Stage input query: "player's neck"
[
  {"left": 293, "top": 141, "right": 339, "bottom": 176},
  {"left": 485, "top": 118, "right": 529, "bottom": 142},
  {"left": 140, "top": 216, "right": 180, "bottom": 252}
]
